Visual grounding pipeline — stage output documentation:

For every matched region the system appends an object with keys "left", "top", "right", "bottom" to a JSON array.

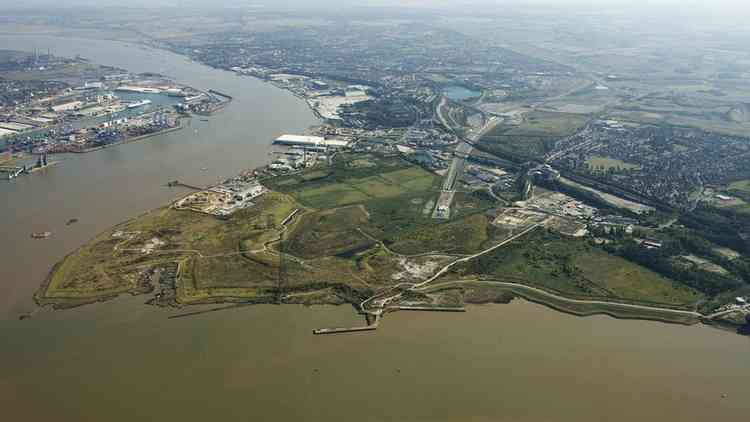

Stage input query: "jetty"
[
  {"left": 390, "top": 306, "right": 466, "bottom": 312},
  {"left": 167, "top": 180, "right": 204, "bottom": 190},
  {"left": 313, "top": 313, "right": 381, "bottom": 335}
]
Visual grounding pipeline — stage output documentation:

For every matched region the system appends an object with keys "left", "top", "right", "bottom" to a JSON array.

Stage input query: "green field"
[
  {"left": 287, "top": 206, "right": 374, "bottom": 259},
  {"left": 728, "top": 180, "right": 750, "bottom": 195},
  {"left": 350, "top": 176, "right": 406, "bottom": 198},
  {"left": 388, "top": 213, "right": 490, "bottom": 255},
  {"left": 38, "top": 157, "right": 440, "bottom": 307},
  {"left": 41, "top": 152, "right": 710, "bottom": 313},
  {"left": 282, "top": 159, "right": 439, "bottom": 209},
  {"left": 573, "top": 250, "right": 702, "bottom": 305},
  {"left": 450, "top": 230, "right": 702, "bottom": 307},
  {"left": 40, "top": 192, "right": 300, "bottom": 304},
  {"left": 294, "top": 183, "right": 371, "bottom": 208},
  {"left": 479, "top": 111, "right": 588, "bottom": 161}
]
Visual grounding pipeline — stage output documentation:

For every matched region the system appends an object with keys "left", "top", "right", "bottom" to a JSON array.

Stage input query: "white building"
[
  {"left": 233, "top": 184, "right": 264, "bottom": 201},
  {"left": 273, "top": 134, "right": 349, "bottom": 150}
]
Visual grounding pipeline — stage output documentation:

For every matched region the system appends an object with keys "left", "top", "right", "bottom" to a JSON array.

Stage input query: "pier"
[
  {"left": 390, "top": 306, "right": 466, "bottom": 312},
  {"left": 313, "top": 313, "right": 380, "bottom": 335},
  {"left": 167, "top": 180, "right": 204, "bottom": 190},
  {"left": 312, "top": 325, "right": 378, "bottom": 335}
]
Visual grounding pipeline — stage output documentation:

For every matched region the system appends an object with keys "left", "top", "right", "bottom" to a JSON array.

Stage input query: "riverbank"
[{"left": 423, "top": 279, "right": 703, "bottom": 326}]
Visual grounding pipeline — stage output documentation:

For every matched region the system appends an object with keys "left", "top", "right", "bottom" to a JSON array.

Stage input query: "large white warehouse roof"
[{"left": 274, "top": 134, "right": 349, "bottom": 148}]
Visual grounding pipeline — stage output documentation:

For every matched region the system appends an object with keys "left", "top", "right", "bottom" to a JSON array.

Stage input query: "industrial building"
[{"left": 273, "top": 134, "right": 349, "bottom": 150}]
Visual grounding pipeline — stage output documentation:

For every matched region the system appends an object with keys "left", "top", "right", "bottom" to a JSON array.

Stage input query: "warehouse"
[{"left": 273, "top": 134, "right": 349, "bottom": 150}]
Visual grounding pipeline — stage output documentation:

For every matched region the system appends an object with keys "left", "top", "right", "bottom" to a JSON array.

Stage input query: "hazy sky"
[
  {"left": 1, "top": 0, "right": 748, "bottom": 7},
  {"left": 2, "top": 0, "right": 750, "bottom": 16}
]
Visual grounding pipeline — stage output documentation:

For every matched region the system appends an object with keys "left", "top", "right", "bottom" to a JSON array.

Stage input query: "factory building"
[{"left": 273, "top": 134, "right": 349, "bottom": 151}]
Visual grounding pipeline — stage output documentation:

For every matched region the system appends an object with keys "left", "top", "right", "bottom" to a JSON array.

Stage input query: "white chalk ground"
[
  {"left": 392, "top": 257, "right": 442, "bottom": 281},
  {"left": 309, "top": 94, "right": 371, "bottom": 120}
]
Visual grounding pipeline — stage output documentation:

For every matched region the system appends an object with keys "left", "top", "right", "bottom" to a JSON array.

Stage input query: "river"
[{"left": 0, "top": 35, "right": 748, "bottom": 422}]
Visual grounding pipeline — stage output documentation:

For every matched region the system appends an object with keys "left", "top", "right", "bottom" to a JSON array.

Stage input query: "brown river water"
[{"left": 0, "top": 35, "right": 748, "bottom": 422}]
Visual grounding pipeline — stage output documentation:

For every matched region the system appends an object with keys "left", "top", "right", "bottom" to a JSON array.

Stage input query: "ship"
[
  {"left": 31, "top": 231, "right": 51, "bottom": 239},
  {"left": 127, "top": 99, "right": 152, "bottom": 109}
]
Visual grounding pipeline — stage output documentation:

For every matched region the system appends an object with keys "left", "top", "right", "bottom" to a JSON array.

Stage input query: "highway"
[{"left": 433, "top": 99, "right": 500, "bottom": 219}]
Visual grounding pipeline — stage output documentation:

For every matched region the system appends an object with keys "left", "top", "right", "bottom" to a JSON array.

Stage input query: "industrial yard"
[{"left": 0, "top": 50, "right": 230, "bottom": 179}]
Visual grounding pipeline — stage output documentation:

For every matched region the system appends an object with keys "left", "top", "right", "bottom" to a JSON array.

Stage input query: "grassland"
[
  {"left": 728, "top": 180, "right": 750, "bottom": 195},
  {"left": 38, "top": 191, "right": 300, "bottom": 305},
  {"left": 37, "top": 156, "right": 451, "bottom": 307},
  {"left": 424, "top": 281, "right": 701, "bottom": 326},
  {"left": 479, "top": 111, "right": 588, "bottom": 161},
  {"left": 287, "top": 206, "right": 374, "bottom": 259},
  {"left": 448, "top": 229, "right": 702, "bottom": 308},
  {"left": 39, "top": 152, "right": 708, "bottom": 318}
]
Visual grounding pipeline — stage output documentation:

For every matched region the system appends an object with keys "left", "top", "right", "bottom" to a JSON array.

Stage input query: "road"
[{"left": 433, "top": 111, "right": 500, "bottom": 219}]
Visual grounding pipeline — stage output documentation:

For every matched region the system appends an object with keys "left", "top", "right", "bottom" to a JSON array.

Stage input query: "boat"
[
  {"left": 127, "top": 99, "right": 152, "bottom": 109},
  {"left": 66, "top": 218, "right": 79, "bottom": 225},
  {"left": 31, "top": 231, "right": 51, "bottom": 239}
]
